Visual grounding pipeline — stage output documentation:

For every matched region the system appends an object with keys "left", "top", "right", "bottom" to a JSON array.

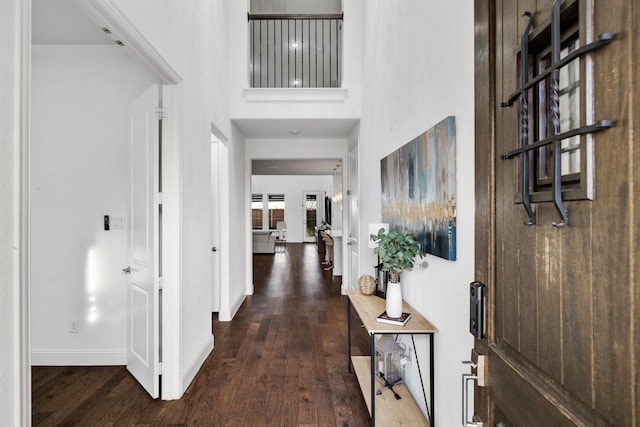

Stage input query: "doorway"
[
  {"left": 210, "top": 131, "right": 229, "bottom": 314},
  {"left": 303, "top": 191, "right": 320, "bottom": 243},
  {"left": 29, "top": 0, "right": 182, "bottom": 409}
]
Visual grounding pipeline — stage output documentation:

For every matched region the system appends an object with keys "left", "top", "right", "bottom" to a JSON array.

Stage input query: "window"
[
  {"left": 268, "top": 194, "right": 285, "bottom": 229},
  {"left": 252, "top": 194, "right": 263, "bottom": 229},
  {"left": 533, "top": 31, "right": 582, "bottom": 191},
  {"left": 521, "top": 1, "right": 598, "bottom": 203},
  {"left": 503, "top": 0, "right": 612, "bottom": 226}
]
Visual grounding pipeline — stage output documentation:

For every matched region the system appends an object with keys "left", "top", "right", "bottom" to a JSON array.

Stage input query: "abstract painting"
[{"left": 381, "top": 116, "right": 457, "bottom": 260}]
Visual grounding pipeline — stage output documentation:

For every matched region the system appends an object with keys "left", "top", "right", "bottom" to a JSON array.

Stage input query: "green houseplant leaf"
[{"left": 370, "top": 227, "right": 426, "bottom": 282}]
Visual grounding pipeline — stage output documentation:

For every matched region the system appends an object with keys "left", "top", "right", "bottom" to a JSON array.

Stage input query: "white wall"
[
  {"left": 358, "top": 2, "right": 475, "bottom": 425},
  {"left": 0, "top": 0, "right": 28, "bottom": 423},
  {"left": 30, "top": 45, "right": 158, "bottom": 365},
  {"left": 251, "top": 175, "right": 333, "bottom": 242}
]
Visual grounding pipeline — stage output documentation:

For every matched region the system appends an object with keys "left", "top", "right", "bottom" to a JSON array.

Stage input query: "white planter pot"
[{"left": 385, "top": 281, "right": 403, "bottom": 318}]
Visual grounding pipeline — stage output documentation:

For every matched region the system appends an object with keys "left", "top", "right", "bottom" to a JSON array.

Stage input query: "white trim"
[
  {"left": 19, "top": 0, "right": 32, "bottom": 425},
  {"left": 302, "top": 190, "right": 321, "bottom": 243},
  {"left": 244, "top": 87, "right": 348, "bottom": 102},
  {"left": 31, "top": 350, "right": 126, "bottom": 366},
  {"left": 218, "top": 294, "right": 246, "bottom": 322},
  {"left": 181, "top": 335, "right": 214, "bottom": 389},
  {"left": 159, "top": 86, "right": 183, "bottom": 400},
  {"left": 78, "top": 0, "right": 182, "bottom": 85},
  {"left": 245, "top": 150, "right": 253, "bottom": 301},
  {"left": 216, "top": 137, "right": 232, "bottom": 321}
]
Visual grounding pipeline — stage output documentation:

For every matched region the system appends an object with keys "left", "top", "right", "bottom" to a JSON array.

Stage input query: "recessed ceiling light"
[
  {"left": 289, "top": 129, "right": 300, "bottom": 135},
  {"left": 291, "top": 42, "right": 299, "bottom": 48}
]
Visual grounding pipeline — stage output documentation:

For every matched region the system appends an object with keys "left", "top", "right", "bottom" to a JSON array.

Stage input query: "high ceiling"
[
  {"left": 233, "top": 118, "right": 357, "bottom": 140},
  {"left": 32, "top": 0, "right": 114, "bottom": 45},
  {"left": 252, "top": 158, "right": 342, "bottom": 175},
  {"left": 32, "top": 0, "right": 352, "bottom": 176}
]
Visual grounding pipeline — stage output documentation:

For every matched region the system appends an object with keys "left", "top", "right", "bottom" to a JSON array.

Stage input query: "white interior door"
[
  {"left": 303, "top": 191, "right": 319, "bottom": 243},
  {"left": 348, "top": 144, "right": 359, "bottom": 289},
  {"left": 210, "top": 136, "right": 221, "bottom": 312},
  {"left": 126, "top": 85, "right": 161, "bottom": 398}
]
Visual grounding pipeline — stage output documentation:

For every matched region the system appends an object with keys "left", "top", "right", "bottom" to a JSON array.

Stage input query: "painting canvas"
[{"left": 381, "top": 116, "right": 457, "bottom": 261}]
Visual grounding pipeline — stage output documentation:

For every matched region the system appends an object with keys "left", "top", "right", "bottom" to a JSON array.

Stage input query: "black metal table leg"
[
  {"left": 430, "top": 333, "right": 435, "bottom": 426},
  {"left": 370, "top": 332, "right": 376, "bottom": 427}
]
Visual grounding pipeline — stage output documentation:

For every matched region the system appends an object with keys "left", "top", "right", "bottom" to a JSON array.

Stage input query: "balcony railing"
[{"left": 248, "top": 13, "right": 343, "bottom": 88}]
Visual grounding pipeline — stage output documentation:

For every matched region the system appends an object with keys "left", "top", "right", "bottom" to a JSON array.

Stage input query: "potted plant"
[{"left": 370, "top": 228, "right": 426, "bottom": 318}]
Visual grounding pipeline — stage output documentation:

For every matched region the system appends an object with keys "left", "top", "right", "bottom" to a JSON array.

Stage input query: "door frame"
[
  {"left": 156, "top": 86, "right": 182, "bottom": 399},
  {"left": 302, "top": 191, "right": 321, "bottom": 243},
  {"left": 347, "top": 141, "right": 359, "bottom": 293},
  {"left": 16, "top": 0, "right": 32, "bottom": 424},
  {"left": 210, "top": 124, "right": 231, "bottom": 316},
  {"left": 210, "top": 135, "right": 221, "bottom": 312},
  {"left": 21, "top": 0, "right": 185, "bottom": 406}
]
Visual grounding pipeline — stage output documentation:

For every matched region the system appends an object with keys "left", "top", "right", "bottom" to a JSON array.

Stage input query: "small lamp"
[{"left": 374, "top": 335, "right": 404, "bottom": 386}]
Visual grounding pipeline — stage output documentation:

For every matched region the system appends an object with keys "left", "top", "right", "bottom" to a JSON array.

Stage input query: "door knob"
[
  {"left": 211, "top": 247, "right": 218, "bottom": 252},
  {"left": 122, "top": 266, "right": 132, "bottom": 274}
]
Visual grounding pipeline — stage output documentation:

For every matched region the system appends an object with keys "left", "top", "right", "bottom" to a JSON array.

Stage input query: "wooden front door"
[{"left": 474, "top": 0, "right": 639, "bottom": 425}]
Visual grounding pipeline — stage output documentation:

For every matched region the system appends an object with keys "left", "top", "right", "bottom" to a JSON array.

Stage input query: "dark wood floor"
[{"left": 32, "top": 243, "right": 371, "bottom": 426}]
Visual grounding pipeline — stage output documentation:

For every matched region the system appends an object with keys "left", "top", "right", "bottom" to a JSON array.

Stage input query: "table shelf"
[
  {"left": 351, "top": 356, "right": 430, "bottom": 426},
  {"left": 347, "top": 289, "right": 437, "bottom": 427}
]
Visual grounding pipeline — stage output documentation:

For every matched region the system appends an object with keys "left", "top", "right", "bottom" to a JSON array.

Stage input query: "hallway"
[{"left": 32, "top": 243, "right": 371, "bottom": 426}]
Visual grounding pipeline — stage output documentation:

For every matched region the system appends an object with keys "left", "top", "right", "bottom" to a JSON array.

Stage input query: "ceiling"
[
  {"left": 32, "top": 0, "right": 114, "bottom": 45},
  {"left": 239, "top": 118, "right": 356, "bottom": 175},
  {"left": 31, "top": 0, "right": 354, "bottom": 176},
  {"left": 234, "top": 118, "right": 358, "bottom": 140},
  {"left": 252, "top": 158, "right": 342, "bottom": 175}
]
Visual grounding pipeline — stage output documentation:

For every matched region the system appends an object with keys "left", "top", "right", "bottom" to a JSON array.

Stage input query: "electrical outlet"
[{"left": 69, "top": 319, "right": 79, "bottom": 333}]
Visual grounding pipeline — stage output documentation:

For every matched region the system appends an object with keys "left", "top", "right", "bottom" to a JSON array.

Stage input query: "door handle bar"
[
  {"left": 462, "top": 359, "right": 484, "bottom": 427},
  {"left": 462, "top": 373, "right": 481, "bottom": 427}
]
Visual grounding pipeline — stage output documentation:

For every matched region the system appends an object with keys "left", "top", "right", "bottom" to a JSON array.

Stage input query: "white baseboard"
[
  {"left": 231, "top": 293, "right": 245, "bottom": 318},
  {"left": 31, "top": 349, "right": 126, "bottom": 366},
  {"left": 182, "top": 335, "right": 214, "bottom": 389},
  {"left": 218, "top": 293, "right": 246, "bottom": 322}
]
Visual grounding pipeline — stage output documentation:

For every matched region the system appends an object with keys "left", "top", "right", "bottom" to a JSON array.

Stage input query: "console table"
[{"left": 347, "top": 289, "right": 437, "bottom": 426}]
